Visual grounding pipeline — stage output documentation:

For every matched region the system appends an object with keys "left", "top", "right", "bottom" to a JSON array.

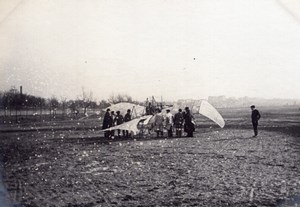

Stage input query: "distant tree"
[
  {"left": 1, "top": 87, "right": 22, "bottom": 110},
  {"left": 48, "top": 96, "right": 59, "bottom": 109},
  {"left": 68, "top": 100, "right": 77, "bottom": 112},
  {"left": 0, "top": 88, "right": 47, "bottom": 110},
  {"left": 89, "top": 101, "right": 98, "bottom": 109},
  {"left": 80, "top": 87, "right": 94, "bottom": 115},
  {"left": 99, "top": 100, "right": 110, "bottom": 109},
  {"left": 1, "top": 91, "right": 12, "bottom": 109},
  {"left": 108, "top": 93, "right": 133, "bottom": 104},
  {"left": 35, "top": 97, "right": 46, "bottom": 108},
  {"left": 47, "top": 96, "right": 59, "bottom": 117}
]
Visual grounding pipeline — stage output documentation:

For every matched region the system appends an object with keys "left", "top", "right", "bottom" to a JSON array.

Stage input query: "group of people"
[
  {"left": 102, "top": 105, "right": 261, "bottom": 139},
  {"left": 152, "top": 107, "right": 195, "bottom": 138},
  {"left": 102, "top": 108, "right": 132, "bottom": 138},
  {"left": 102, "top": 106, "right": 196, "bottom": 139}
]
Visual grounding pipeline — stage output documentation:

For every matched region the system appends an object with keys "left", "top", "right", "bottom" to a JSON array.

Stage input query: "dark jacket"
[
  {"left": 114, "top": 114, "right": 124, "bottom": 125},
  {"left": 174, "top": 112, "right": 184, "bottom": 126},
  {"left": 146, "top": 106, "right": 155, "bottom": 115},
  {"left": 183, "top": 111, "right": 195, "bottom": 132},
  {"left": 251, "top": 109, "right": 261, "bottom": 122},
  {"left": 124, "top": 113, "right": 131, "bottom": 122},
  {"left": 102, "top": 112, "right": 112, "bottom": 129}
]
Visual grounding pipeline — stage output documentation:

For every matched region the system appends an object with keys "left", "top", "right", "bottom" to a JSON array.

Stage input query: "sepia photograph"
[{"left": 0, "top": 0, "right": 299, "bottom": 206}]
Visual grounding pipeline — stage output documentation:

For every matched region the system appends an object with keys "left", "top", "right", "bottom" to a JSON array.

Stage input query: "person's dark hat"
[
  {"left": 127, "top": 109, "right": 131, "bottom": 113},
  {"left": 106, "top": 108, "right": 110, "bottom": 112},
  {"left": 250, "top": 105, "right": 255, "bottom": 108},
  {"left": 178, "top": 109, "right": 182, "bottom": 112},
  {"left": 185, "top": 107, "right": 189, "bottom": 110},
  {"left": 166, "top": 109, "right": 170, "bottom": 112}
]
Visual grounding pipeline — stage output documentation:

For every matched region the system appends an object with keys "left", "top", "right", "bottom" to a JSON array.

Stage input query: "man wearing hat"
[
  {"left": 183, "top": 107, "right": 195, "bottom": 137},
  {"left": 124, "top": 109, "right": 132, "bottom": 138},
  {"left": 250, "top": 105, "right": 261, "bottom": 137},
  {"left": 115, "top": 111, "right": 124, "bottom": 137},
  {"left": 174, "top": 109, "right": 184, "bottom": 137},
  {"left": 165, "top": 109, "right": 174, "bottom": 137},
  {"left": 102, "top": 108, "right": 112, "bottom": 138},
  {"left": 154, "top": 109, "right": 164, "bottom": 138}
]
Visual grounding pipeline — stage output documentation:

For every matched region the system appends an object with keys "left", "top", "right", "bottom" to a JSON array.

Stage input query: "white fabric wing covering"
[
  {"left": 142, "top": 115, "right": 153, "bottom": 125},
  {"left": 104, "top": 102, "right": 145, "bottom": 118},
  {"left": 102, "top": 115, "right": 152, "bottom": 135},
  {"left": 199, "top": 100, "right": 225, "bottom": 128},
  {"left": 103, "top": 101, "right": 225, "bottom": 132}
]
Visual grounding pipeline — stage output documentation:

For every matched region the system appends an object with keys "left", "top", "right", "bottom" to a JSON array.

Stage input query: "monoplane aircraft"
[{"left": 101, "top": 99, "right": 225, "bottom": 136}]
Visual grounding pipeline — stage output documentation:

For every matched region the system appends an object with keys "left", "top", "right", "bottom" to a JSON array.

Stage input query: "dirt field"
[{"left": 0, "top": 106, "right": 299, "bottom": 206}]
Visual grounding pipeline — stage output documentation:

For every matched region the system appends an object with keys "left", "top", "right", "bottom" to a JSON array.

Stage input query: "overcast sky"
[{"left": 0, "top": 0, "right": 300, "bottom": 101}]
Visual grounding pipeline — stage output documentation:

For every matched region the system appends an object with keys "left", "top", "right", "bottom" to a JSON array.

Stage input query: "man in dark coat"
[
  {"left": 102, "top": 108, "right": 112, "bottom": 138},
  {"left": 124, "top": 109, "right": 131, "bottom": 138},
  {"left": 146, "top": 103, "right": 155, "bottom": 115},
  {"left": 183, "top": 107, "right": 195, "bottom": 137},
  {"left": 251, "top": 105, "right": 261, "bottom": 137},
  {"left": 174, "top": 109, "right": 184, "bottom": 137},
  {"left": 114, "top": 111, "right": 124, "bottom": 137}
]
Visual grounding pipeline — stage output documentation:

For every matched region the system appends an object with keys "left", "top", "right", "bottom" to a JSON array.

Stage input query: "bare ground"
[{"left": 0, "top": 107, "right": 299, "bottom": 207}]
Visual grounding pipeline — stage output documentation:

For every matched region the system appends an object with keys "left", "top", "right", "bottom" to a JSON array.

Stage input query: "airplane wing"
[{"left": 101, "top": 115, "right": 152, "bottom": 135}]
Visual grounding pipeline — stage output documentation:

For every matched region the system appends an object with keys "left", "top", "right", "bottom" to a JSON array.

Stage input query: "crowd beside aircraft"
[
  {"left": 102, "top": 106, "right": 196, "bottom": 139},
  {"left": 100, "top": 97, "right": 229, "bottom": 138}
]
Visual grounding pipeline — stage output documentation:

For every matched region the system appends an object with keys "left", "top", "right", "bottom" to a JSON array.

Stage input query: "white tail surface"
[{"left": 199, "top": 100, "right": 225, "bottom": 128}]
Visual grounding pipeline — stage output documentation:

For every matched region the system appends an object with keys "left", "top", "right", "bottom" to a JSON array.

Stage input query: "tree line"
[{"left": 0, "top": 86, "right": 138, "bottom": 114}]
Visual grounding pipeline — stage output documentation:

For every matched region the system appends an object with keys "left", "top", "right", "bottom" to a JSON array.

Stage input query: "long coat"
[
  {"left": 174, "top": 112, "right": 184, "bottom": 128},
  {"left": 251, "top": 109, "right": 261, "bottom": 122},
  {"left": 154, "top": 113, "right": 164, "bottom": 132},
  {"left": 102, "top": 112, "right": 112, "bottom": 129},
  {"left": 165, "top": 113, "right": 173, "bottom": 130},
  {"left": 183, "top": 111, "right": 195, "bottom": 133},
  {"left": 124, "top": 113, "right": 131, "bottom": 122}
]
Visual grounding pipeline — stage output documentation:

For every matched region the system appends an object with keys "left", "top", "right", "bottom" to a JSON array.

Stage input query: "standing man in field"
[
  {"left": 174, "top": 109, "right": 184, "bottom": 137},
  {"left": 165, "top": 109, "right": 173, "bottom": 137},
  {"left": 183, "top": 107, "right": 195, "bottom": 137},
  {"left": 251, "top": 105, "right": 261, "bottom": 137},
  {"left": 154, "top": 109, "right": 164, "bottom": 138},
  {"left": 114, "top": 111, "right": 124, "bottom": 138},
  {"left": 124, "top": 109, "right": 131, "bottom": 138},
  {"left": 102, "top": 108, "right": 112, "bottom": 138}
]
